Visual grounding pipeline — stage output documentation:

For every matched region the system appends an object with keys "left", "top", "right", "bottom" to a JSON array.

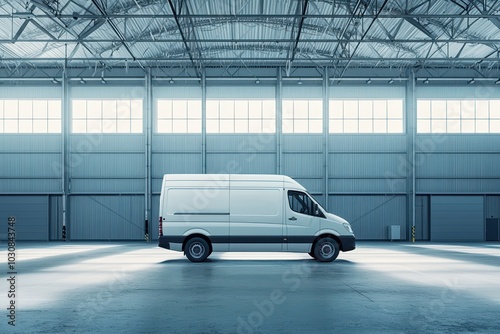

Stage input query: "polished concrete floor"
[{"left": 1, "top": 241, "right": 499, "bottom": 334}]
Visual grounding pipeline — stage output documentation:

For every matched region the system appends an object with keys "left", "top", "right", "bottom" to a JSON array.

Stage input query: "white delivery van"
[{"left": 158, "top": 174, "right": 355, "bottom": 262}]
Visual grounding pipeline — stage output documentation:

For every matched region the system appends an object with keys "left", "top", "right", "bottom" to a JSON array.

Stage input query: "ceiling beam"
[
  {"left": 12, "top": 19, "right": 31, "bottom": 42},
  {"left": 167, "top": 0, "right": 201, "bottom": 77},
  {"left": 90, "top": 0, "right": 142, "bottom": 68},
  {"left": 2, "top": 14, "right": 499, "bottom": 19},
  {"left": 2, "top": 38, "right": 498, "bottom": 44},
  {"left": 2, "top": 57, "right": 497, "bottom": 63},
  {"left": 290, "top": 0, "right": 309, "bottom": 62}
]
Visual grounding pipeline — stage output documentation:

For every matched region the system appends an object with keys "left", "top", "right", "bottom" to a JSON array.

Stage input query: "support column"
[
  {"left": 276, "top": 67, "right": 283, "bottom": 175},
  {"left": 406, "top": 69, "right": 416, "bottom": 241},
  {"left": 145, "top": 69, "right": 152, "bottom": 241},
  {"left": 61, "top": 67, "right": 69, "bottom": 241},
  {"left": 323, "top": 67, "right": 329, "bottom": 210},
  {"left": 201, "top": 71, "right": 207, "bottom": 173}
]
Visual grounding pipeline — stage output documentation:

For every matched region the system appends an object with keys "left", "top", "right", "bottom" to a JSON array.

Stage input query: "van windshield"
[{"left": 307, "top": 192, "right": 327, "bottom": 215}]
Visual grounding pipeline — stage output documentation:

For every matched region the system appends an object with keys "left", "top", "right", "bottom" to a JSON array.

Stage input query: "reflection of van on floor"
[{"left": 158, "top": 174, "right": 355, "bottom": 262}]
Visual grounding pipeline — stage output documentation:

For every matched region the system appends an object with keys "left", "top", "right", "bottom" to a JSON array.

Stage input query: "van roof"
[{"left": 163, "top": 174, "right": 305, "bottom": 190}]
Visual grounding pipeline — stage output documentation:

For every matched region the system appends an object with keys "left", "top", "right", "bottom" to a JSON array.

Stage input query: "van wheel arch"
[
  {"left": 182, "top": 234, "right": 213, "bottom": 256},
  {"left": 311, "top": 234, "right": 342, "bottom": 253}
]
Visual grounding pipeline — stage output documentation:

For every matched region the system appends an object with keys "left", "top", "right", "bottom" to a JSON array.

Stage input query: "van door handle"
[{"left": 288, "top": 217, "right": 297, "bottom": 221}]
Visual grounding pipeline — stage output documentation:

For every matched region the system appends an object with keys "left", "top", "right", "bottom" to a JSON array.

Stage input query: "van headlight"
[{"left": 343, "top": 223, "right": 353, "bottom": 233}]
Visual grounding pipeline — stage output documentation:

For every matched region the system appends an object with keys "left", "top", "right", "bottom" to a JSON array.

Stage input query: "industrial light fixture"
[
  {"left": 423, "top": 78, "right": 430, "bottom": 84},
  {"left": 101, "top": 78, "right": 106, "bottom": 84},
  {"left": 366, "top": 78, "right": 372, "bottom": 84},
  {"left": 51, "top": 78, "right": 58, "bottom": 84},
  {"left": 388, "top": 78, "right": 394, "bottom": 84},
  {"left": 468, "top": 78, "right": 475, "bottom": 85},
  {"left": 495, "top": 78, "right": 500, "bottom": 85},
  {"left": 255, "top": 79, "right": 260, "bottom": 84},
  {"left": 79, "top": 78, "right": 86, "bottom": 84},
  {"left": 297, "top": 79, "right": 302, "bottom": 85},
  {"left": 169, "top": 78, "right": 174, "bottom": 84}
]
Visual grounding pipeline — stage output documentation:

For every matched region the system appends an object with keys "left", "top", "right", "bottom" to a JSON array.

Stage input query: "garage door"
[
  {"left": 0, "top": 196, "right": 49, "bottom": 241},
  {"left": 431, "top": 196, "right": 484, "bottom": 241}
]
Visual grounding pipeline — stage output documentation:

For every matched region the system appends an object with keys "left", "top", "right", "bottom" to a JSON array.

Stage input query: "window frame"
[{"left": 329, "top": 98, "right": 405, "bottom": 134}]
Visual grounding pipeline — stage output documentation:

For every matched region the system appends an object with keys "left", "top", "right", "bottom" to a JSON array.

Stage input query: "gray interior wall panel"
[
  {"left": 416, "top": 86, "right": 500, "bottom": 99},
  {"left": 330, "top": 86, "right": 405, "bottom": 99},
  {"left": 329, "top": 135, "right": 406, "bottom": 152},
  {"left": 328, "top": 195, "right": 406, "bottom": 240},
  {"left": 0, "top": 179, "right": 61, "bottom": 193},
  {"left": 70, "top": 179, "right": 144, "bottom": 194},
  {"left": 70, "top": 195, "right": 144, "bottom": 240},
  {"left": 69, "top": 153, "right": 144, "bottom": 178},
  {"left": 417, "top": 154, "right": 500, "bottom": 178},
  {"left": 153, "top": 86, "right": 201, "bottom": 98},
  {"left": 282, "top": 85, "right": 322, "bottom": 98},
  {"left": 430, "top": 196, "right": 484, "bottom": 241},
  {"left": 206, "top": 153, "right": 276, "bottom": 174},
  {"left": 0, "top": 196, "right": 48, "bottom": 240},
  {"left": 416, "top": 135, "right": 500, "bottom": 152},
  {"left": 0, "top": 135, "right": 61, "bottom": 152},
  {"left": 416, "top": 179, "right": 500, "bottom": 193},
  {"left": 71, "top": 86, "right": 146, "bottom": 99},
  {"left": 206, "top": 135, "right": 276, "bottom": 152},
  {"left": 0, "top": 153, "right": 61, "bottom": 178},
  {"left": 70, "top": 135, "right": 144, "bottom": 152},
  {"left": 485, "top": 196, "right": 500, "bottom": 219},
  {"left": 329, "top": 153, "right": 406, "bottom": 178},
  {"left": 152, "top": 178, "right": 163, "bottom": 194},
  {"left": 152, "top": 135, "right": 202, "bottom": 152},
  {"left": 282, "top": 153, "right": 323, "bottom": 178},
  {"left": 282, "top": 135, "right": 323, "bottom": 152},
  {"left": 207, "top": 85, "right": 275, "bottom": 98},
  {"left": 0, "top": 86, "right": 61, "bottom": 98},
  {"left": 329, "top": 179, "right": 406, "bottom": 194},
  {"left": 152, "top": 153, "right": 202, "bottom": 177}
]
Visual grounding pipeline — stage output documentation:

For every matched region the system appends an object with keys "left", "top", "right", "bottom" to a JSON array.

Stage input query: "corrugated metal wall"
[{"left": 1, "top": 81, "right": 499, "bottom": 241}]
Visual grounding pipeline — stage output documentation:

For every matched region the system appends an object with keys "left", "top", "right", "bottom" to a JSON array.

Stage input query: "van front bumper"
[{"left": 339, "top": 235, "right": 356, "bottom": 252}]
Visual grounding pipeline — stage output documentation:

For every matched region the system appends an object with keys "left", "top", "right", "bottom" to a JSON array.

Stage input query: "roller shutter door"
[
  {"left": 0, "top": 196, "right": 49, "bottom": 241},
  {"left": 431, "top": 196, "right": 484, "bottom": 241}
]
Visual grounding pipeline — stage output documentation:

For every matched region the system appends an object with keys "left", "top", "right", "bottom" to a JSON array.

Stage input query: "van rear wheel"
[
  {"left": 185, "top": 237, "right": 210, "bottom": 262},
  {"left": 313, "top": 237, "right": 339, "bottom": 262}
]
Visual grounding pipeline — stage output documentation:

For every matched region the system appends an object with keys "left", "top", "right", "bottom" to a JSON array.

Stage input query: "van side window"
[{"left": 288, "top": 191, "right": 318, "bottom": 217}]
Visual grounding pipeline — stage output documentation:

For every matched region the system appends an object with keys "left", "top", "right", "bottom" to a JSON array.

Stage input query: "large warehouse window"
[
  {"left": 329, "top": 99, "right": 404, "bottom": 133},
  {"left": 0, "top": 99, "right": 61, "bottom": 133},
  {"left": 417, "top": 99, "right": 500, "bottom": 133},
  {"left": 206, "top": 99, "right": 275, "bottom": 133},
  {"left": 72, "top": 99, "right": 143, "bottom": 133},
  {"left": 156, "top": 99, "right": 201, "bottom": 133},
  {"left": 282, "top": 99, "right": 322, "bottom": 133}
]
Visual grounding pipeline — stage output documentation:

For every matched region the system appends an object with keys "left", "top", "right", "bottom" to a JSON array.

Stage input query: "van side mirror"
[{"left": 314, "top": 203, "right": 319, "bottom": 216}]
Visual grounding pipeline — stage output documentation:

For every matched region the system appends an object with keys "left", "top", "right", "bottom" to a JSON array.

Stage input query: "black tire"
[
  {"left": 185, "top": 237, "right": 210, "bottom": 262},
  {"left": 313, "top": 237, "right": 339, "bottom": 262}
]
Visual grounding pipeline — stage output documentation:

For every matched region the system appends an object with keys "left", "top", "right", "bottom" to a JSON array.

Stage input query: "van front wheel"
[
  {"left": 313, "top": 237, "right": 339, "bottom": 262},
  {"left": 185, "top": 237, "right": 210, "bottom": 262}
]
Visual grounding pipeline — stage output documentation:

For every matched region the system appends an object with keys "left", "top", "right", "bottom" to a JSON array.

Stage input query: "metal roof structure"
[{"left": 0, "top": 0, "right": 499, "bottom": 78}]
